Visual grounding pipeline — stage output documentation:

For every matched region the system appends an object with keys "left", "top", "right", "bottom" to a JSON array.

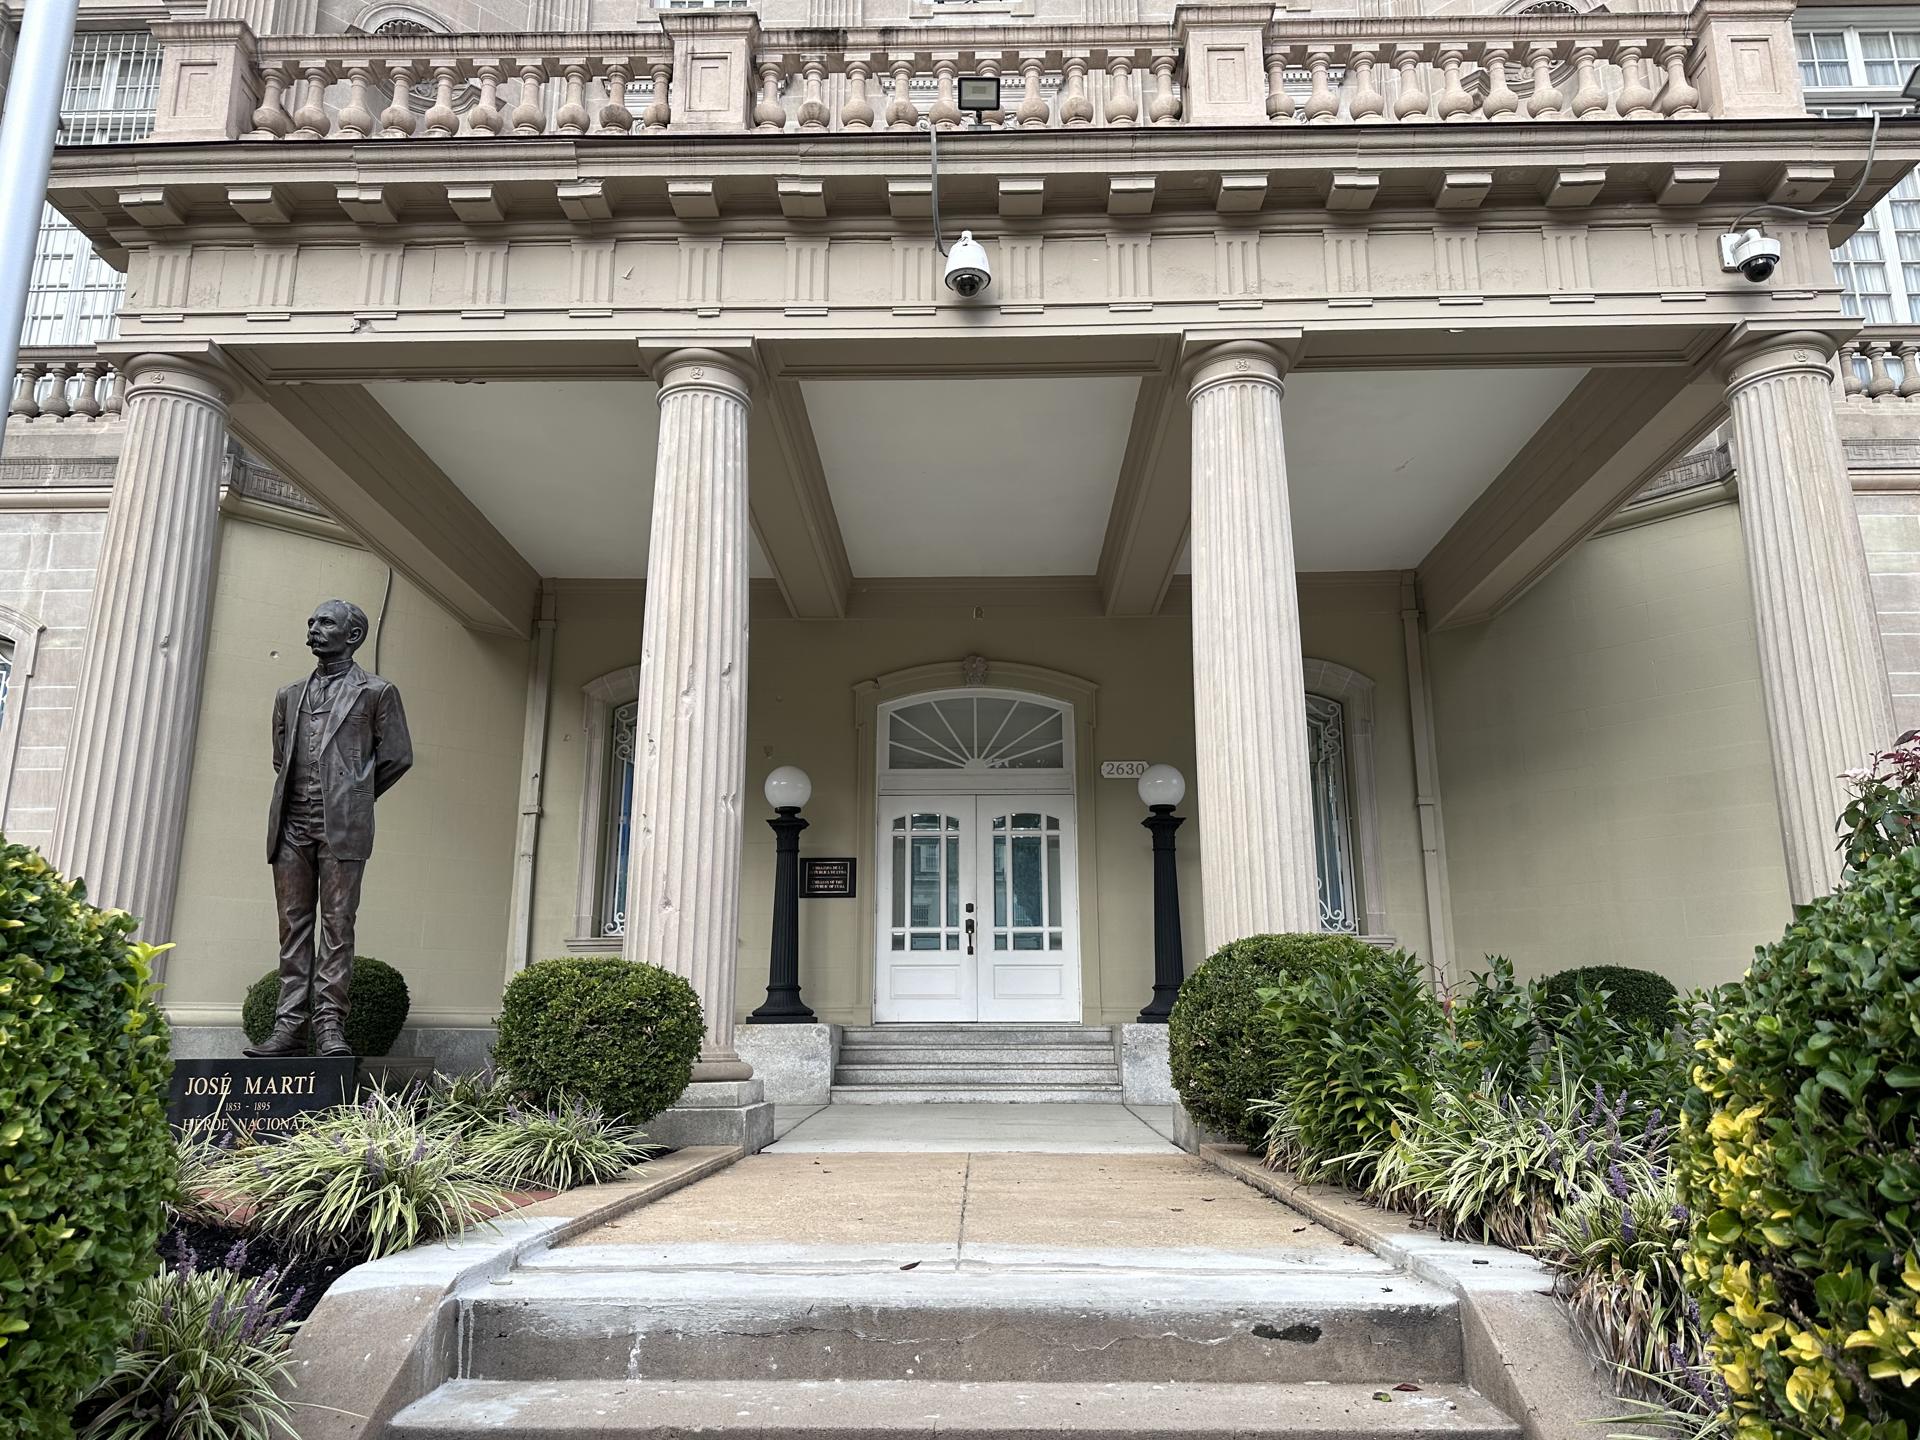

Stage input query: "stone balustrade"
[
  {"left": 6, "top": 350, "right": 124, "bottom": 424},
  {"left": 155, "top": 0, "right": 1801, "bottom": 143},
  {"left": 1841, "top": 331, "right": 1920, "bottom": 401}
]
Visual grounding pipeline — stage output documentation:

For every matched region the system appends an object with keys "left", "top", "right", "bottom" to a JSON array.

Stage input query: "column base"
[
  {"left": 1119, "top": 1022, "right": 1177, "bottom": 1106},
  {"left": 691, "top": 1057, "right": 754, "bottom": 1083},
  {"left": 646, "top": 1078, "right": 775, "bottom": 1154},
  {"left": 736, "top": 1022, "right": 840, "bottom": 1105}
]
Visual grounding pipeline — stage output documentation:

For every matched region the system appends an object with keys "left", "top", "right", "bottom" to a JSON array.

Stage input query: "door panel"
[
  {"left": 875, "top": 799, "right": 975, "bottom": 1022},
  {"left": 977, "top": 803, "right": 1079, "bottom": 1023}
]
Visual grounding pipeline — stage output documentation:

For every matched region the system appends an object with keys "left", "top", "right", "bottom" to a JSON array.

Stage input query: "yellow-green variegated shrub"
[{"left": 1679, "top": 844, "right": 1920, "bottom": 1440}]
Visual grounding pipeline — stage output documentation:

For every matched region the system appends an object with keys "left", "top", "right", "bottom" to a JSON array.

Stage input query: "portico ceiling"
[{"left": 361, "top": 362, "right": 1590, "bottom": 591}]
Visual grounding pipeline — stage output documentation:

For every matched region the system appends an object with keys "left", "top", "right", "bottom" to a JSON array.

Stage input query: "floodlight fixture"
[{"left": 958, "top": 75, "right": 1001, "bottom": 114}]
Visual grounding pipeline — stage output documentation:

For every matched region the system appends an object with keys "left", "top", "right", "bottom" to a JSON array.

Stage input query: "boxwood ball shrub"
[
  {"left": 240, "top": 954, "right": 409, "bottom": 1056},
  {"left": 1679, "top": 843, "right": 1920, "bottom": 1440},
  {"left": 494, "top": 957, "right": 703, "bottom": 1123},
  {"left": 1168, "top": 932, "right": 1381, "bottom": 1147},
  {"left": 0, "top": 842, "right": 173, "bottom": 1440},
  {"left": 1542, "top": 965, "right": 1678, "bottom": 1032}
]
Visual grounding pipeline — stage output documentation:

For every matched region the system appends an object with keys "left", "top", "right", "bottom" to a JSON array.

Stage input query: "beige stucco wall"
[
  {"left": 532, "top": 577, "right": 1434, "bottom": 1027},
  {"left": 1428, "top": 501, "right": 1790, "bottom": 992},
  {"left": 165, "top": 515, "right": 528, "bottom": 1029}
]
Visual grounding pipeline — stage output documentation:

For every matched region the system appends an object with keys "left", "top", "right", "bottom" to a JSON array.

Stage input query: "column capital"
[
  {"left": 652, "top": 348, "right": 755, "bottom": 405},
  {"left": 98, "top": 342, "right": 240, "bottom": 410},
  {"left": 1183, "top": 339, "right": 1293, "bottom": 404},
  {"left": 1718, "top": 327, "right": 1845, "bottom": 394}
]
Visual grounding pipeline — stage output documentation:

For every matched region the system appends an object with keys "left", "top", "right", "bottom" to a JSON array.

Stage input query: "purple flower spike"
[{"left": 1606, "top": 1162, "right": 1630, "bottom": 1200}]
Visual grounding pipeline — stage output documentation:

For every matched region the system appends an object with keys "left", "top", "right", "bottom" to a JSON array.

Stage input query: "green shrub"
[
  {"left": 221, "top": 1088, "right": 505, "bottom": 1260},
  {"left": 1542, "top": 965, "right": 1679, "bottom": 1032},
  {"left": 494, "top": 958, "right": 703, "bottom": 1123},
  {"left": 1442, "top": 954, "right": 1544, "bottom": 1093},
  {"left": 464, "top": 1097, "right": 655, "bottom": 1191},
  {"left": 1168, "top": 933, "right": 1380, "bottom": 1147},
  {"left": 239, "top": 955, "right": 409, "bottom": 1057},
  {"left": 80, "top": 1263, "right": 299, "bottom": 1440},
  {"left": 0, "top": 841, "right": 173, "bottom": 1440},
  {"left": 1249, "top": 945, "right": 1440, "bottom": 1186},
  {"left": 1679, "top": 843, "right": 1920, "bottom": 1440}
]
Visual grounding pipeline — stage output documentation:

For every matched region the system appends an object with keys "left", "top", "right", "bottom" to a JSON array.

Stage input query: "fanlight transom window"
[{"left": 886, "top": 694, "right": 1067, "bottom": 774}]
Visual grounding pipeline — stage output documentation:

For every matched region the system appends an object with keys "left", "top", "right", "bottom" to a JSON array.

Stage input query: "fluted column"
[
  {"left": 1723, "top": 332, "right": 1896, "bottom": 903},
  {"left": 50, "top": 353, "right": 232, "bottom": 943},
  {"left": 1187, "top": 341, "right": 1320, "bottom": 948},
  {"left": 623, "top": 350, "right": 753, "bottom": 1081}
]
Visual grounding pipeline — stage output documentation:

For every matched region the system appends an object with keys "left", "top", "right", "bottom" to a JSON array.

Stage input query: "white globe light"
[
  {"left": 764, "top": 765, "right": 812, "bottom": 811},
  {"left": 1137, "top": 764, "right": 1185, "bottom": 810}
]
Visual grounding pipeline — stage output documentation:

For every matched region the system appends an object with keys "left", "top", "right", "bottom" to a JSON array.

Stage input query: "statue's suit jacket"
[{"left": 267, "top": 663, "right": 413, "bottom": 863}]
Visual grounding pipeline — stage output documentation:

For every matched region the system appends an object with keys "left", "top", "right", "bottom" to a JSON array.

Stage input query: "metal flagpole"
[{"left": 0, "top": 0, "right": 81, "bottom": 465}]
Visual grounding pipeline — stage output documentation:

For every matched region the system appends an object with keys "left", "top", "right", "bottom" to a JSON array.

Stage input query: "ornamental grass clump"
[
  {"left": 463, "top": 1097, "right": 655, "bottom": 1191},
  {"left": 0, "top": 841, "right": 174, "bottom": 1440},
  {"left": 80, "top": 1247, "right": 301, "bottom": 1440},
  {"left": 1249, "top": 944, "right": 1440, "bottom": 1187},
  {"left": 221, "top": 1088, "right": 506, "bottom": 1260},
  {"left": 1678, "top": 841, "right": 1920, "bottom": 1440}
]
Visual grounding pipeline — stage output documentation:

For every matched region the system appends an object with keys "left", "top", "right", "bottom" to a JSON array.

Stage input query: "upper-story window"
[
  {"left": 25, "top": 32, "right": 159, "bottom": 348},
  {"left": 1798, "top": 28, "right": 1920, "bottom": 89}
]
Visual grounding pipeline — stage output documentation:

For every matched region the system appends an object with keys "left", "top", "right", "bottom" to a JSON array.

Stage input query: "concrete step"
[
  {"left": 392, "top": 1379, "right": 1522, "bottom": 1437},
  {"left": 833, "top": 1064, "right": 1122, "bottom": 1088},
  {"left": 840, "top": 1026, "right": 1115, "bottom": 1049},
  {"left": 830, "top": 1084, "right": 1124, "bottom": 1103},
  {"left": 840, "top": 1044, "right": 1121, "bottom": 1066},
  {"left": 457, "top": 1269, "right": 1461, "bottom": 1386}
]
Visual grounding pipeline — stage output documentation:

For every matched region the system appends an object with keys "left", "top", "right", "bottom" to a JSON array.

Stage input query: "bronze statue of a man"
[{"left": 245, "top": 600, "right": 413, "bottom": 1059}]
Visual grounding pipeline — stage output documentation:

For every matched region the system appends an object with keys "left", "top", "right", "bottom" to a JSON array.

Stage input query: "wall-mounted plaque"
[
  {"left": 1100, "top": 760, "right": 1149, "bottom": 779},
  {"left": 800, "top": 857, "right": 856, "bottom": 898},
  {"left": 168, "top": 1057, "right": 358, "bottom": 1143}
]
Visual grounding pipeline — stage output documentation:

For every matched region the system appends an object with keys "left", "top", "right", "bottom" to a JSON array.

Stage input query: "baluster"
[
  {"left": 1901, "top": 341, "right": 1920, "bottom": 399},
  {"left": 292, "top": 62, "right": 333, "bottom": 139},
  {"left": 1613, "top": 41, "right": 1657, "bottom": 118},
  {"left": 337, "top": 63, "right": 378, "bottom": 137},
  {"left": 754, "top": 57, "right": 787, "bottom": 132},
  {"left": 7, "top": 363, "right": 41, "bottom": 421},
  {"left": 1655, "top": 40, "right": 1703, "bottom": 117},
  {"left": 469, "top": 60, "right": 505, "bottom": 135},
  {"left": 1481, "top": 43, "right": 1519, "bottom": 120},
  {"left": 39, "top": 362, "right": 72, "bottom": 421},
  {"left": 1102, "top": 54, "right": 1138, "bottom": 126},
  {"left": 886, "top": 56, "right": 919, "bottom": 130},
  {"left": 1017, "top": 55, "right": 1048, "bottom": 127},
  {"left": 423, "top": 63, "right": 460, "bottom": 136},
  {"left": 102, "top": 366, "right": 124, "bottom": 418},
  {"left": 248, "top": 61, "right": 295, "bottom": 138},
  {"left": 1349, "top": 46, "right": 1386, "bottom": 122},
  {"left": 1392, "top": 45, "right": 1431, "bottom": 121},
  {"left": 1435, "top": 45, "right": 1473, "bottom": 120},
  {"left": 380, "top": 60, "right": 419, "bottom": 136},
  {"left": 512, "top": 61, "right": 548, "bottom": 135},
  {"left": 1869, "top": 342, "right": 1898, "bottom": 400},
  {"left": 1569, "top": 43, "right": 1608, "bottom": 117},
  {"left": 1149, "top": 52, "right": 1180, "bottom": 124},
  {"left": 555, "top": 61, "right": 591, "bottom": 134},
  {"left": 600, "top": 59, "right": 635, "bottom": 134},
  {"left": 1303, "top": 46, "right": 1338, "bottom": 123},
  {"left": 1264, "top": 45, "right": 1294, "bottom": 122},
  {"left": 1841, "top": 342, "right": 1866, "bottom": 397},
  {"left": 842, "top": 58, "right": 875, "bottom": 129},
  {"left": 978, "top": 56, "right": 1006, "bottom": 126},
  {"left": 643, "top": 60, "right": 672, "bottom": 131},
  {"left": 71, "top": 362, "right": 104, "bottom": 421},
  {"left": 797, "top": 56, "right": 830, "bottom": 130},
  {"left": 1057, "top": 55, "right": 1091, "bottom": 126},
  {"left": 931, "top": 56, "right": 963, "bottom": 129},
  {"left": 1524, "top": 42, "right": 1563, "bottom": 118}
]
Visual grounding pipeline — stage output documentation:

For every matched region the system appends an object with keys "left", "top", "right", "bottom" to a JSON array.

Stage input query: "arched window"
[
  {"left": 1308, "top": 694, "right": 1360, "bottom": 933},
  {"left": 600, "top": 700, "right": 638, "bottom": 937}
]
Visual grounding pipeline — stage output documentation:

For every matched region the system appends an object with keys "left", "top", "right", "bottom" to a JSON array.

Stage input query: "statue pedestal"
[
  {"left": 168, "top": 1056, "right": 358, "bottom": 1143},
  {"left": 644, "top": 1079, "right": 775, "bottom": 1154}
]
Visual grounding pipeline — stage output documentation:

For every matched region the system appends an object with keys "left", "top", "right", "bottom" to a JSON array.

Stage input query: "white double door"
[{"left": 875, "top": 792, "right": 1080, "bottom": 1023}]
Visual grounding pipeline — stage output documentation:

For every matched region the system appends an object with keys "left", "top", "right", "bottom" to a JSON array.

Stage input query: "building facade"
[{"left": 3, "top": 0, "right": 1916, "bottom": 1119}]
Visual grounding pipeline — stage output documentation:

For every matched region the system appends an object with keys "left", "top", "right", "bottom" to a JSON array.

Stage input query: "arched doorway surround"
[{"left": 854, "top": 659, "right": 1100, "bottom": 1024}]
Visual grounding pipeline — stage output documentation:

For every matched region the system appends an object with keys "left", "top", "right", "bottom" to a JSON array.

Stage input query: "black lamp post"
[
  {"left": 749, "top": 765, "right": 817, "bottom": 1023},
  {"left": 1136, "top": 764, "right": 1187, "bottom": 1024}
]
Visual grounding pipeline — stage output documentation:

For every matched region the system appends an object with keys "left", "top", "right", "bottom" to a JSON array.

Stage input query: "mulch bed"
[{"left": 162, "top": 1216, "right": 363, "bottom": 1326}]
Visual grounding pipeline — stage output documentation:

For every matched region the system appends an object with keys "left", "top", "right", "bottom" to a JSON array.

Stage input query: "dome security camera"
[
  {"left": 944, "top": 230, "right": 991, "bottom": 298},
  {"left": 1720, "top": 228, "right": 1784, "bottom": 284}
]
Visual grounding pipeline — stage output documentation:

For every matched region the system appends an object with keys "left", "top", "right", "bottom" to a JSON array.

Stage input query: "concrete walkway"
[{"left": 767, "top": 1101, "right": 1180, "bottom": 1153}]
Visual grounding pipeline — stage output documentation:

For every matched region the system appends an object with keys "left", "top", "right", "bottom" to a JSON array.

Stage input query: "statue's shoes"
[
  {"left": 313, "top": 1026, "right": 354, "bottom": 1058},
  {"left": 244, "top": 1027, "right": 309, "bottom": 1058}
]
